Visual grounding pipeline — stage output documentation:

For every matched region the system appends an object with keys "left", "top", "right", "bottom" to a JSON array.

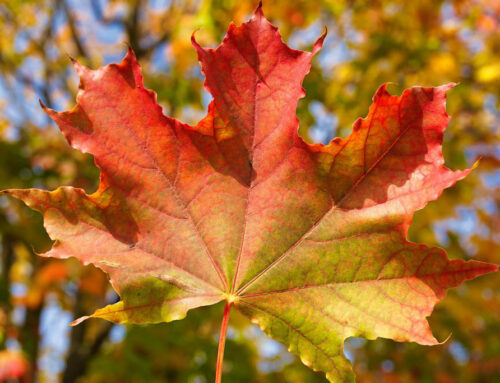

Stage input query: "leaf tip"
[
  {"left": 124, "top": 43, "right": 137, "bottom": 62},
  {"left": 190, "top": 28, "right": 200, "bottom": 46},
  {"left": 443, "top": 82, "right": 458, "bottom": 91},
  {"left": 190, "top": 29, "right": 206, "bottom": 56},
  {"left": 472, "top": 156, "right": 482, "bottom": 170},
  {"left": 0, "top": 189, "right": 21, "bottom": 199},
  {"left": 38, "top": 99, "right": 48, "bottom": 111},
  {"left": 67, "top": 55, "right": 87, "bottom": 76},
  {"left": 69, "top": 315, "right": 90, "bottom": 327},
  {"left": 66, "top": 53, "right": 77, "bottom": 64},
  {"left": 312, "top": 27, "right": 327, "bottom": 55},
  {"left": 252, "top": 1, "right": 265, "bottom": 20},
  {"left": 437, "top": 332, "right": 453, "bottom": 345},
  {"left": 373, "top": 83, "right": 390, "bottom": 102},
  {"left": 490, "top": 263, "right": 500, "bottom": 273}
]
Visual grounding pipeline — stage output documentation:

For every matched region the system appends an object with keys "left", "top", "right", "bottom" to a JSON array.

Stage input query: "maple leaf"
[{"left": 3, "top": 4, "right": 498, "bottom": 383}]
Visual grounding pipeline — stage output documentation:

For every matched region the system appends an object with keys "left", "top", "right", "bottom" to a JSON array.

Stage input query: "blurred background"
[{"left": 0, "top": 0, "right": 499, "bottom": 382}]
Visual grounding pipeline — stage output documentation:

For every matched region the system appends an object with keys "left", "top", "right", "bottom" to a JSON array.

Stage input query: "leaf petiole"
[{"left": 215, "top": 301, "right": 233, "bottom": 383}]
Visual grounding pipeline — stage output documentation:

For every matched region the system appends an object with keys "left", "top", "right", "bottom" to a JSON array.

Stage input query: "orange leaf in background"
[
  {"left": 24, "top": 261, "right": 68, "bottom": 309},
  {"left": 79, "top": 266, "right": 109, "bottom": 297},
  {"left": 3, "top": 4, "right": 498, "bottom": 382}
]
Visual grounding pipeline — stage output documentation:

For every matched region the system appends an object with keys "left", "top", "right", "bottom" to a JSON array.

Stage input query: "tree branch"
[{"left": 62, "top": 0, "right": 89, "bottom": 59}]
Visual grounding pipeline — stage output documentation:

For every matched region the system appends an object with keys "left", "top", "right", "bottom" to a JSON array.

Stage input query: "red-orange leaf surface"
[{"left": 4, "top": 5, "right": 498, "bottom": 382}]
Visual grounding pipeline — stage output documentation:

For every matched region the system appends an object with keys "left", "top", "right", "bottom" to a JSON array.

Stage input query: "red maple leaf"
[{"left": 4, "top": 4, "right": 497, "bottom": 382}]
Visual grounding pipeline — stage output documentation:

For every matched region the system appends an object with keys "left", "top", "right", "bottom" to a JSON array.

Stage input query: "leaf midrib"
[{"left": 230, "top": 18, "right": 264, "bottom": 294}]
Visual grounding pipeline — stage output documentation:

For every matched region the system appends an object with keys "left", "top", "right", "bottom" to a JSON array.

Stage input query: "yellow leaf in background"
[
  {"left": 477, "top": 62, "right": 500, "bottom": 83},
  {"left": 429, "top": 52, "right": 457, "bottom": 77}
]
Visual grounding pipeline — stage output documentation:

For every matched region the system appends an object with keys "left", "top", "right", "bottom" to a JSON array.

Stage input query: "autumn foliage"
[{"left": 2, "top": 3, "right": 499, "bottom": 383}]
